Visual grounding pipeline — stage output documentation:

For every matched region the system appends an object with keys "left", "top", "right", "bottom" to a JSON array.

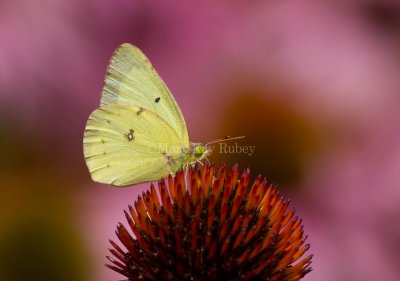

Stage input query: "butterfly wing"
[
  {"left": 100, "top": 43, "right": 189, "bottom": 145},
  {"left": 83, "top": 104, "right": 186, "bottom": 186}
]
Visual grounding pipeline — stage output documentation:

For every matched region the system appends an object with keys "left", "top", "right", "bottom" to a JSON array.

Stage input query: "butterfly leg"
[{"left": 182, "top": 162, "right": 190, "bottom": 188}]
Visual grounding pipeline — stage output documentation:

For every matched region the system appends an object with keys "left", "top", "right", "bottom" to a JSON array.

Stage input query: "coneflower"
[{"left": 107, "top": 164, "right": 312, "bottom": 280}]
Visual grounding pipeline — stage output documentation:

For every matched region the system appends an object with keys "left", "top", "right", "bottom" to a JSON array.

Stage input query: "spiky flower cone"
[{"left": 107, "top": 164, "right": 312, "bottom": 281}]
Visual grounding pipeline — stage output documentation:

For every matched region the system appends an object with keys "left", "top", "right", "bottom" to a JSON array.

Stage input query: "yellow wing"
[
  {"left": 100, "top": 43, "right": 189, "bottom": 145},
  {"left": 83, "top": 104, "right": 187, "bottom": 186}
]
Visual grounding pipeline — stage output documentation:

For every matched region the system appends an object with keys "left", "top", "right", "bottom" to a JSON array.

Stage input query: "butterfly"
[{"left": 83, "top": 43, "right": 210, "bottom": 186}]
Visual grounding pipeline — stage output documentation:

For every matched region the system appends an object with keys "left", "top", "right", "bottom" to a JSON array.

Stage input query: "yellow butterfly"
[{"left": 83, "top": 43, "right": 209, "bottom": 186}]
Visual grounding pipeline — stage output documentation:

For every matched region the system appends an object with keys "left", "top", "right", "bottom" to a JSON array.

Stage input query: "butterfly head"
[{"left": 192, "top": 143, "right": 209, "bottom": 161}]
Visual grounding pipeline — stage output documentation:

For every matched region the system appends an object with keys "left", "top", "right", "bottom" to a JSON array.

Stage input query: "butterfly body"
[{"left": 83, "top": 44, "right": 208, "bottom": 186}]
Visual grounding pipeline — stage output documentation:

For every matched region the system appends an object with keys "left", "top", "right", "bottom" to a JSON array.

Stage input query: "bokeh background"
[{"left": 1, "top": 1, "right": 400, "bottom": 280}]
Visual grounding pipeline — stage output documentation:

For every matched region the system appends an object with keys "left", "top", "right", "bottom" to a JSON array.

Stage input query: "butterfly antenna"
[{"left": 205, "top": 135, "right": 245, "bottom": 146}]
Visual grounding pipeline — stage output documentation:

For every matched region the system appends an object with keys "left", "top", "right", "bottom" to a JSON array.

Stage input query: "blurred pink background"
[{"left": 1, "top": 1, "right": 400, "bottom": 280}]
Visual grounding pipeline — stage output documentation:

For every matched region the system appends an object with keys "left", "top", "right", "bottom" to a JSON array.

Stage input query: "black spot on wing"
[
  {"left": 136, "top": 107, "right": 144, "bottom": 115},
  {"left": 126, "top": 129, "right": 135, "bottom": 141},
  {"left": 155, "top": 97, "right": 161, "bottom": 103}
]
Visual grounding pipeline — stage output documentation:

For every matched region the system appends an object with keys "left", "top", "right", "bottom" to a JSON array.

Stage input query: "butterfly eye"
[
  {"left": 194, "top": 145, "right": 204, "bottom": 156},
  {"left": 155, "top": 97, "right": 161, "bottom": 103}
]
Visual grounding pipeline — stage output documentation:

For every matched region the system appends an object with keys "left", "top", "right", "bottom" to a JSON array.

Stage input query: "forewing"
[
  {"left": 100, "top": 43, "right": 189, "bottom": 145},
  {"left": 83, "top": 104, "right": 185, "bottom": 186}
]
